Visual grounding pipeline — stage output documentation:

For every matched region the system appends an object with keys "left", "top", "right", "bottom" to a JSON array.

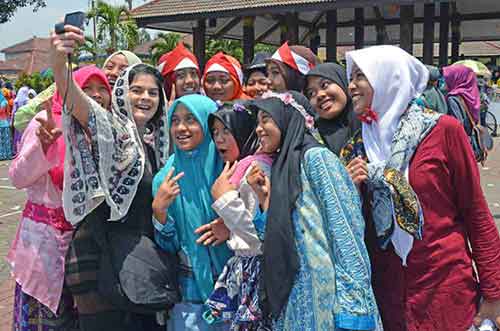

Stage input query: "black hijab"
[
  {"left": 208, "top": 100, "right": 259, "bottom": 160},
  {"left": 249, "top": 91, "right": 321, "bottom": 317},
  {"left": 306, "top": 63, "right": 361, "bottom": 155}
]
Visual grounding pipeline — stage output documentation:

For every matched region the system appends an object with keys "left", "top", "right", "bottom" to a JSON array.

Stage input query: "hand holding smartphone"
[{"left": 55, "top": 11, "right": 86, "bottom": 34}]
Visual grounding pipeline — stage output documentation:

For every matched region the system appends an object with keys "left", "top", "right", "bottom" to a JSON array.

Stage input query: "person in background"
[
  {"left": 346, "top": 45, "right": 500, "bottom": 331},
  {"left": 442, "top": 64, "right": 481, "bottom": 131},
  {"left": 243, "top": 52, "right": 271, "bottom": 99},
  {"left": 420, "top": 65, "right": 449, "bottom": 114},
  {"left": 0, "top": 91, "right": 13, "bottom": 160},
  {"left": 203, "top": 52, "right": 249, "bottom": 102},
  {"left": 266, "top": 42, "right": 318, "bottom": 93},
  {"left": 102, "top": 50, "right": 142, "bottom": 87},
  {"left": 158, "top": 42, "right": 201, "bottom": 101},
  {"left": 11, "top": 86, "right": 33, "bottom": 155},
  {"left": 304, "top": 62, "right": 361, "bottom": 155}
]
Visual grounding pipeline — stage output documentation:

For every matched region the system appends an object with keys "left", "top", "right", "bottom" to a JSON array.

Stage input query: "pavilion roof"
[{"left": 131, "top": 0, "right": 500, "bottom": 45}]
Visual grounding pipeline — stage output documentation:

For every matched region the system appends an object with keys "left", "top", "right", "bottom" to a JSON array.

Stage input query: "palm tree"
[
  {"left": 150, "top": 32, "right": 183, "bottom": 65},
  {"left": 205, "top": 39, "right": 243, "bottom": 63},
  {"left": 87, "top": 0, "right": 138, "bottom": 54}
]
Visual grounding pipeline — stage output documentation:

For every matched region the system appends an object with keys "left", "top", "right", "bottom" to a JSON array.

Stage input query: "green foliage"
[
  {"left": 205, "top": 39, "right": 243, "bottom": 63},
  {"left": 205, "top": 40, "right": 276, "bottom": 63},
  {"left": 255, "top": 43, "right": 277, "bottom": 55},
  {"left": 150, "top": 32, "right": 184, "bottom": 65},
  {"left": 0, "top": 0, "right": 46, "bottom": 23},
  {"left": 14, "top": 72, "right": 53, "bottom": 93}
]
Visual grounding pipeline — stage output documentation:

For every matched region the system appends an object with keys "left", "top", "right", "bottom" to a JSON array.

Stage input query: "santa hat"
[
  {"left": 203, "top": 52, "right": 249, "bottom": 100},
  {"left": 204, "top": 52, "right": 244, "bottom": 86},
  {"left": 271, "top": 42, "right": 316, "bottom": 75},
  {"left": 157, "top": 43, "right": 200, "bottom": 78}
]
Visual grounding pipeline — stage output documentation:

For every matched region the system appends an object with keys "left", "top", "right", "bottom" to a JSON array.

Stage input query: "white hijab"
[
  {"left": 346, "top": 45, "right": 429, "bottom": 265},
  {"left": 346, "top": 45, "right": 429, "bottom": 164}
]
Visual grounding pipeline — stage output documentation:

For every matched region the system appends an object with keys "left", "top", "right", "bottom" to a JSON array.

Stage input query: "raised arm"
[{"left": 50, "top": 25, "right": 90, "bottom": 128}]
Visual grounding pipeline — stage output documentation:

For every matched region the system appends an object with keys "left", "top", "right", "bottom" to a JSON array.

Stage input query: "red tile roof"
[
  {"left": 0, "top": 51, "right": 51, "bottom": 75},
  {"left": 130, "top": 0, "right": 335, "bottom": 19},
  {"left": 1, "top": 37, "right": 50, "bottom": 54}
]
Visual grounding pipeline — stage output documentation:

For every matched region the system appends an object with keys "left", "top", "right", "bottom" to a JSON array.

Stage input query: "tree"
[
  {"left": 87, "top": 1, "right": 139, "bottom": 54},
  {"left": 205, "top": 39, "right": 243, "bottom": 63},
  {"left": 0, "top": 0, "right": 46, "bottom": 24},
  {"left": 14, "top": 72, "right": 53, "bottom": 93},
  {"left": 150, "top": 32, "right": 184, "bottom": 65}
]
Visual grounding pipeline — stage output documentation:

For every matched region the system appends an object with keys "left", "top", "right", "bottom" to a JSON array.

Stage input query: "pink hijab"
[
  {"left": 442, "top": 64, "right": 481, "bottom": 122},
  {"left": 49, "top": 66, "right": 111, "bottom": 189}
]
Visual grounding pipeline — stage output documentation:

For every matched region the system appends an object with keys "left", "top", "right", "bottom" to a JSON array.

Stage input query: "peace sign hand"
[
  {"left": 211, "top": 161, "right": 238, "bottom": 200},
  {"left": 36, "top": 108, "right": 62, "bottom": 154},
  {"left": 152, "top": 168, "right": 184, "bottom": 224}
]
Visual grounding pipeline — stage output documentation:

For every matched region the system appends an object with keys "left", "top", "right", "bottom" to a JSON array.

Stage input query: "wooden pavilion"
[{"left": 130, "top": 0, "right": 500, "bottom": 68}]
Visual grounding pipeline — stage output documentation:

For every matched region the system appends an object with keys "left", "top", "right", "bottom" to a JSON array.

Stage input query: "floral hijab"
[{"left": 63, "top": 63, "right": 169, "bottom": 226}]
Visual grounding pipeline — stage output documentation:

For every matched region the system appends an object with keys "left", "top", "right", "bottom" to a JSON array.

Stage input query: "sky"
[{"left": 0, "top": 0, "right": 148, "bottom": 59}]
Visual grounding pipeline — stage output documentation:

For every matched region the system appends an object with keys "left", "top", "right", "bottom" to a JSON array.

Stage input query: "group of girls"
[{"left": 6, "top": 20, "right": 500, "bottom": 331}]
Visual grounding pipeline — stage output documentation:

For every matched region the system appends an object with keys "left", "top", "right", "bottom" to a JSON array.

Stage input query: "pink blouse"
[{"left": 7, "top": 111, "right": 73, "bottom": 314}]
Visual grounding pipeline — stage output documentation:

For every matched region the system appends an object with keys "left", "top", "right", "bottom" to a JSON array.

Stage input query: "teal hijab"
[{"left": 152, "top": 94, "right": 232, "bottom": 301}]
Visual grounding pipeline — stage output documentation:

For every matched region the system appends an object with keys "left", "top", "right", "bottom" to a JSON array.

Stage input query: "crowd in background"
[{"left": 2, "top": 21, "right": 500, "bottom": 331}]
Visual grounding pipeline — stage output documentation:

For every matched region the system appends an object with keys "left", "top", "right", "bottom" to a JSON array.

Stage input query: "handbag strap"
[{"left": 456, "top": 96, "right": 477, "bottom": 128}]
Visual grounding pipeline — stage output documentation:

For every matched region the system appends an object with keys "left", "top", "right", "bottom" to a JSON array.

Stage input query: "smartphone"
[
  {"left": 64, "top": 11, "right": 86, "bottom": 30},
  {"left": 55, "top": 11, "right": 86, "bottom": 34}
]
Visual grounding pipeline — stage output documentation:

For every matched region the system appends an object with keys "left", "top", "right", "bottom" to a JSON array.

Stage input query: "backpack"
[
  {"left": 95, "top": 224, "right": 181, "bottom": 315},
  {"left": 454, "top": 96, "right": 492, "bottom": 165}
]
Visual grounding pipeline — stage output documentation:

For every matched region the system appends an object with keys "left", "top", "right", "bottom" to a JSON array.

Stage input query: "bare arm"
[{"left": 50, "top": 25, "right": 90, "bottom": 129}]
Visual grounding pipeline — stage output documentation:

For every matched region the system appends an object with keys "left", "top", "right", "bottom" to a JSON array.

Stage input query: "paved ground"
[{"left": 0, "top": 133, "right": 498, "bottom": 329}]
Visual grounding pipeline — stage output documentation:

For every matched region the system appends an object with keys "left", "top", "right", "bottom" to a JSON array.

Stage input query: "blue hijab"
[{"left": 153, "top": 94, "right": 232, "bottom": 301}]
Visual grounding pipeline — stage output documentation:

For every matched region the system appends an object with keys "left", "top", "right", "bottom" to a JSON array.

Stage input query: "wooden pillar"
[
  {"left": 375, "top": 19, "right": 386, "bottom": 44},
  {"left": 400, "top": 5, "right": 414, "bottom": 54},
  {"left": 309, "top": 29, "right": 320, "bottom": 55},
  {"left": 354, "top": 8, "right": 364, "bottom": 49},
  {"left": 282, "top": 13, "right": 299, "bottom": 44},
  {"left": 280, "top": 16, "right": 287, "bottom": 44},
  {"left": 451, "top": 3, "right": 460, "bottom": 63},
  {"left": 326, "top": 10, "right": 337, "bottom": 62},
  {"left": 439, "top": 2, "right": 450, "bottom": 66},
  {"left": 193, "top": 19, "right": 206, "bottom": 70},
  {"left": 373, "top": 6, "right": 387, "bottom": 44},
  {"left": 243, "top": 17, "right": 255, "bottom": 65},
  {"left": 423, "top": 3, "right": 435, "bottom": 64}
]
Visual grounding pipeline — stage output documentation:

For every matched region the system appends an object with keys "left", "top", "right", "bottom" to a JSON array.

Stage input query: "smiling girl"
[
  {"left": 152, "top": 94, "right": 233, "bottom": 331},
  {"left": 252, "top": 92, "right": 380, "bottom": 331},
  {"left": 203, "top": 52, "right": 249, "bottom": 102},
  {"left": 203, "top": 101, "right": 273, "bottom": 330},
  {"left": 304, "top": 62, "right": 361, "bottom": 156}
]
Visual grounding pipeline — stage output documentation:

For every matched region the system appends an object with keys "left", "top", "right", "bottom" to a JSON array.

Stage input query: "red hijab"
[
  {"left": 157, "top": 43, "right": 200, "bottom": 100},
  {"left": 49, "top": 65, "right": 111, "bottom": 190},
  {"left": 203, "top": 52, "right": 249, "bottom": 100}
]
